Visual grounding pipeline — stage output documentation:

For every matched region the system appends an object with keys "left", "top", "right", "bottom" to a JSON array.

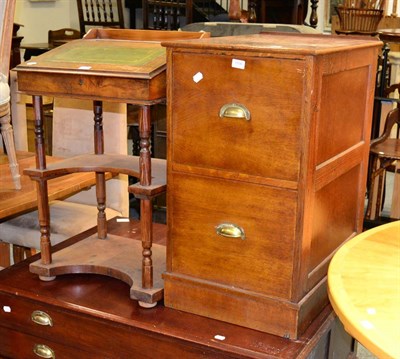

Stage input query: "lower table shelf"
[
  {"left": 29, "top": 232, "right": 166, "bottom": 306},
  {"left": 24, "top": 154, "right": 167, "bottom": 197}
]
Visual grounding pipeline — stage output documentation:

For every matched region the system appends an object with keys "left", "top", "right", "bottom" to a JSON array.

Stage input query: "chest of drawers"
[
  {"left": 0, "top": 219, "right": 350, "bottom": 359},
  {"left": 162, "top": 33, "right": 381, "bottom": 339}
]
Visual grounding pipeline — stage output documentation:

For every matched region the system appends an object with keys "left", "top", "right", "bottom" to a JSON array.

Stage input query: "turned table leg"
[
  {"left": 93, "top": 100, "right": 107, "bottom": 239},
  {"left": 36, "top": 178, "right": 51, "bottom": 266},
  {"left": 310, "top": 0, "right": 319, "bottom": 28},
  {"left": 139, "top": 105, "right": 154, "bottom": 297},
  {"left": 33, "top": 95, "right": 53, "bottom": 268}
]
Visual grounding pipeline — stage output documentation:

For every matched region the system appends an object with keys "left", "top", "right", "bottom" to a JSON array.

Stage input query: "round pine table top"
[{"left": 328, "top": 221, "right": 400, "bottom": 359}]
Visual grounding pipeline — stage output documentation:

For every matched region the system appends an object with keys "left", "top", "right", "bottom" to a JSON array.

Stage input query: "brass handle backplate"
[
  {"left": 33, "top": 344, "right": 55, "bottom": 358},
  {"left": 216, "top": 223, "right": 245, "bottom": 240},
  {"left": 219, "top": 103, "right": 251, "bottom": 121},
  {"left": 31, "top": 310, "right": 53, "bottom": 327}
]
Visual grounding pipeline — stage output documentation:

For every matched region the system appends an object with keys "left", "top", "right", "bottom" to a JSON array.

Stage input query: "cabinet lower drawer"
[{"left": 167, "top": 172, "right": 298, "bottom": 299}]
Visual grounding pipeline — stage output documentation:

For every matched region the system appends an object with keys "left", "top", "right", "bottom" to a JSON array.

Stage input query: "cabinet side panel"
[
  {"left": 316, "top": 65, "right": 370, "bottom": 164},
  {"left": 310, "top": 165, "right": 361, "bottom": 273},
  {"left": 305, "top": 49, "right": 377, "bottom": 290}
]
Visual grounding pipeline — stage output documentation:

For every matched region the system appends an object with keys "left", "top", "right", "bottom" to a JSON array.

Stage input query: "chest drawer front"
[
  {"left": 0, "top": 293, "right": 120, "bottom": 354},
  {"left": 0, "top": 292, "right": 236, "bottom": 358},
  {"left": 170, "top": 53, "right": 305, "bottom": 183},
  {"left": 0, "top": 326, "right": 92, "bottom": 359},
  {"left": 168, "top": 173, "right": 297, "bottom": 299},
  {"left": 0, "top": 293, "right": 151, "bottom": 357}
]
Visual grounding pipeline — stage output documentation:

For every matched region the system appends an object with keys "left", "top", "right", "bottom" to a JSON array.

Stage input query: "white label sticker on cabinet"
[
  {"left": 3, "top": 306, "right": 11, "bottom": 313},
  {"left": 193, "top": 72, "right": 203, "bottom": 83},
  {"left": 116, "top": 218, "right": 130, "bottom": 222},
  {"left": 232, "top": 59, "right": 245, "bottom": 70},
  {"left": 214, "top": 334, "right": 226, "bottom": 341}
]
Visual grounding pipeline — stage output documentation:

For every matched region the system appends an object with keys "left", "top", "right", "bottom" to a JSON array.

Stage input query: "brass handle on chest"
[
  {"left": 219, "top": 103, "right": 251, "bottom": 121},
  {"left": 33, "top": 344, "right": 55, "bottom": 358},
  {"left": 31, "top": 310, "right": 53, "bottom": 327},
  {"left": 216, "top": 223, "right": 245, "bottom": 240}
]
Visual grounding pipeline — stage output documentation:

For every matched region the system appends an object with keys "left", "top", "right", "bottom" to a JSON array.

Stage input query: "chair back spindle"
[
  {"left": 76, "top": 0, "right": 125, "bottom": 37},
  {"left": 385, "top": 0, "right": 400, "bottom": 16}
]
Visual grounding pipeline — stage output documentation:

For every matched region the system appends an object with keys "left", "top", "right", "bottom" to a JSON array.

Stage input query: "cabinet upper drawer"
[{"left": 169, "top": 53, "right": 307, "bottom": 183}]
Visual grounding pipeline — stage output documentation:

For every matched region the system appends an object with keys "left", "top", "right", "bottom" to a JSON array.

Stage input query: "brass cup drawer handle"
[
  {"left": 219, "top": 103, "right": 251, "bottom": 121},
  {"left": 31, "top": 310, "right": 53, "bottom": 327},
  {"left": 33, "top": 344, "right": 55, "bottom": 359},
  {"left": 216, "top": 223, "right": 246, "bottom": 240}
]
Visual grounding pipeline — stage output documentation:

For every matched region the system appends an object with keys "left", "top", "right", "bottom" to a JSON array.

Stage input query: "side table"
[{"left": 14, "top": 28, "right": 207, "bottom": 307}]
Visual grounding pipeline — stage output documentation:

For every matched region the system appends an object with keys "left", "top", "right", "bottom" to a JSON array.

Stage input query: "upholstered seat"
[{"left": 0, "top": 201, "right": 120, "bottom": 248}]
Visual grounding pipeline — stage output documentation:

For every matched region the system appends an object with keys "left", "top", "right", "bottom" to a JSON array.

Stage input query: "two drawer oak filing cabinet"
[{"left": 162, "top": 33, "right": 381, "bottom": 338}]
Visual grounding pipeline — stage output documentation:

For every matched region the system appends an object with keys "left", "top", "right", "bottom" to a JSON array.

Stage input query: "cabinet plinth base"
[
  {"left": 163, "top": 272, "right": 329, "bottom": 339},
  {"left": 30, "top": 233, "right": 165, "bottom": 305}
]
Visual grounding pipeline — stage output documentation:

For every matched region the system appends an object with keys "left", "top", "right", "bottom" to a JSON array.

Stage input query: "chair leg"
[
  {"left": 13, "top": 244, "right": 31, "bottom": 264},
  {"left": 0, "top": 242, "right": 11, "bottom": 268},
  {"left": 346, "top": 352, "right": 358, "bottom": 359},
  {"left": 347, "top": 337, "right": 359, "bottom": 359},
  {"left": 375, "top": 169, "right": 385, "bottom": 218},
  {"left": 0, "top": 104, "right": 21, "bottom": 190},
  {"left": 366, "top": 156, "right": 379, "bottom": 220},
  {"left": 391, "top": 163, "right": 400, "bottom": 218},
  {"left": 347, "top": 352, "right": 358, "bottom": 359}
]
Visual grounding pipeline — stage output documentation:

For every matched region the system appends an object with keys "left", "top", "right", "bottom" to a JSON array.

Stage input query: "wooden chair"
[
  {"left": 365, "top": 106, "right": 400, "bottom": 220},
  {"left": 141, "top": 0, "right": 320, "bottom": 30},
  {"left": 48, "top": 28, "right": 80, "bottom": 46},
  {"left": 142, "top": 0, "right": 191, "bottom": 30},
  {"left": 0, "top": 0, "right": 20, "bottom": 190},
  {"left": 76, "top": 0, "right": 125, "bottom": 37}
]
